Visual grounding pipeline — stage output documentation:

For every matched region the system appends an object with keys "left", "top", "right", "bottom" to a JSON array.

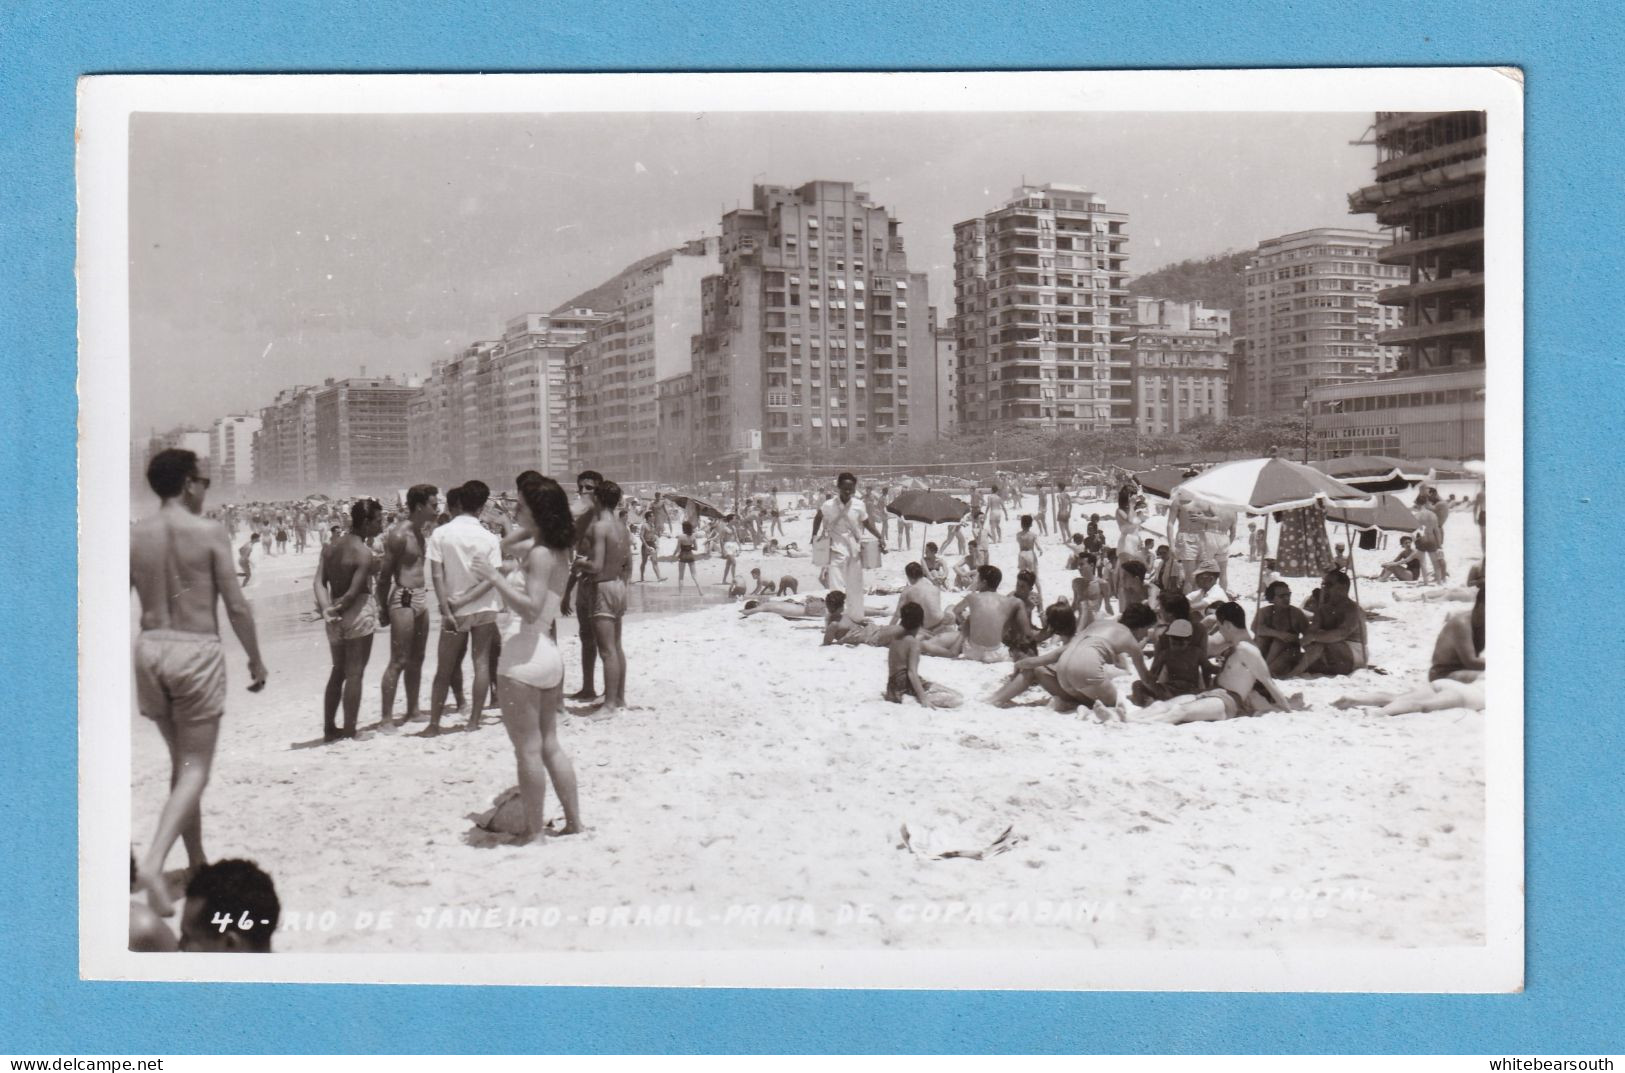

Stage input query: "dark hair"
[
  {"left": 1015, "top": 569, "right": 1036, "bottom": 587},
  {"left": 1020, "top": 514, "right": 1033, "bottom": 528},
  {"left": 1213, "top": 601, "right": 1247, "bottom": 630},
  {"left": 444, "top": 486, "right": 465, "bottom": 513},
  {"left": 1158, "top": 592, "right": 1192, "bottom": 620},
  {"left": 904, "top": 562, "right": 924, "bottom": 581},
  {"left": 147, "top": 448, "right": 200, "bottom": 499},
  {"left": 1118, "top": 485, "right": 1133, "bottom": 511},
  {"left": 406, "top": 483, "right": 438, "bottom": 512},
  {"left": 977, "top": 564, "right": 1003, "bottom": 590},
  {"left": 461, "top": 480, "right": 491, "bottom": 514},
  {"left": 576, "top": 470, "right": 603, "bottom": 491},
  {"left": 1322, "top": 568, "right": 1350, "bottom": 590},
  {"left": 836, "top": 471, "right": 857, "bottom": 486},
  {"left": 682, "top": 521, "right": 694, "bottom": 535},
  {"left": 1044, "top": 603, "right": 1078, "bottom": 638},
  {"left": 1119, "top": 603, "right": 1158, "bottom": 630},
  {"left": 516, "top": 470, "right": 543, "bottom": 488},
  {"left": 924, "top": 541, "right": 938, "bottom": 555},
  {"left": 1265, "top": 580, "right": 1292, "bottom": 600},
  {"left": 594, "top": 479, "right": 623, "bottom": 511},
  {"left": 350, "top": 498, "right": 383, "bottom": 529},
  {"left": 517, "top": 474, "right": 575, "bottom": 551},
  {"left": 825, "top": 589, "right": 846, "bottom": 610},
  {"left": 899, "top": 601, "right": 925, "bottom": 632},
  {"left": 1122, "top": 560, "right": 1147, "bottom": 580},
  {"left": 1471, "top": 586, "right": 1485, "bottom": 654},
  {"left": 1156, "top": 544, "right": 1170, "bottom": 555},
  {"left": 185, "top": 858, "right": 279, "bottom": 952}
]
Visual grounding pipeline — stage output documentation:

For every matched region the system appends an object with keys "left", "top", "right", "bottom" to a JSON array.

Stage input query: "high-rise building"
[
  {"left": 1127, "top": 298, "right": 1231, "bottom": 436},
  {"left": 1238, "top": 228, "right": 1407, "bottom": 417},
  {"left": 408, "top": 312, "right": 606, "bottom": 488},
  {"left": 680, "top": 181, "right": 937, "bottom": 465},
  {"left": 933, "top": 320, "right": 957, "bottom": 437},
  {"left": 311, "top": 376, "right": 417, "bottom": 494},
  {"left": 952, "top": 184, "right": 1133, "bottom": 434},
  {"left": 1311, "top": 111, "right": 1487, "bottom": 458},
  {"left": 556, "top": 238, "right": 719, "bottom": 483},
  {"left": 253, "top": 385, "right": 317, "bottom": 495},
  {"left": 209, "top": 413, "right": 261, "bottom": 489}
]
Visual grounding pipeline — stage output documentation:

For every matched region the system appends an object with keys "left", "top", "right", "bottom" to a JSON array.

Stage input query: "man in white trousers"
[{"left": 812, "top": 471, "right": 888, "bottom": 625}]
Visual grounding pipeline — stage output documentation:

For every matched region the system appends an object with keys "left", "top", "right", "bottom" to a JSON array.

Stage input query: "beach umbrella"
[
  {"left": 664, "top": 492, "right": 726, "bottom": 520},
  {"left": 886, "top": 489, "right": 970, "bottom": 525},
  {"left": 1310, "top": 455, "right": 1426, "bottom": 492},
  {"left": 1171, "top": 456, "right": 1371, "bottom": 514},
  {"left": 1325, "top": 492, "right": 1421, "bottom": 533},
  {"left": 1173, "top": 456, "right": 1372, "bottom": 611},
  {"left": 1133, "top": 465, "right": 1189, "bottom": 499}
]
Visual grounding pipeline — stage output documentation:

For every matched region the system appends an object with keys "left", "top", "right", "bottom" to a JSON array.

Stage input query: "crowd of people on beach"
[{"left": 128, "top": 445, "right": 1484, "bottom": 952}]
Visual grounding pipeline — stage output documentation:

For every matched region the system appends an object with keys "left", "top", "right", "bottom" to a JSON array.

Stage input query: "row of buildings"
[{"left": 178, "top": 111, "right": 1485, "bottom": 495}]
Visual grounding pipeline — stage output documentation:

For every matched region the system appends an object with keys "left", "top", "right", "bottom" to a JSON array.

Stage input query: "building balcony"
[
  {"left": 1377, "top": 316, "right": 1485, "bottom": 345},
  {"left": 1377, "top": 271, "right": 1486, "bottom": 306},
  {"left": 1377, "top": 227, "right": 1485, "bottom": 265}
]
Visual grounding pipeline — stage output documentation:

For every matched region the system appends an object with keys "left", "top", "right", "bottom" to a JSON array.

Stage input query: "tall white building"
[{"left": 209, "top": 413, "right": 261, "bottom": 488}]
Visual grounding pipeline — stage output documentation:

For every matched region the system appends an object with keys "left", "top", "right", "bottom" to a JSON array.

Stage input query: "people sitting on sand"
[
  {"left": 921, "top": 542, "right": 949, "bottom": 588},
  {"left": 1096, "top": 602, "right": 1301, "bottom": 724},
  {"left": 1377, "top": 535, "right": 1423, "bottom": 581},
  {"left": 1119, "top": 559, "right": 1150, "bottom": 611},
  {"left": 883, "top": 603, "right": 965, "bottom": 709},
  {"left": 1332, "top": 542, "right": 1351, "bottom": 571},
  {"left": 891, "top": 561, "right": 947, "bottom": 634},
  {"left": 951, "top": 541, "right": 981, "bottom": 590},
  {"left": 922, "top": 564, "right": 1032, "bottom": 663},
  {"left": 1285, "top": 569, "right": 1367, "bottom": 678},
  {"left": 176, "top": 858, "right": 281, "bottom": 952},
  {"left": 1251, "top": 580, "right": 1311, "bottom": 677},
  {"left": 1006, "top": 570, "right": 1042, "bottom": 661},
  {"left": 1131, "top": 616, "right": 1208, "bottom": 705},
  {"left": 987, "top": 603, "right": 1157, "bottom": 710},
  {"left": 1185, "top": 560, "right": 1232, "bottom": 617},
  {"left": 1331, "top": 594, "right": 1484, "bottom": 715}
]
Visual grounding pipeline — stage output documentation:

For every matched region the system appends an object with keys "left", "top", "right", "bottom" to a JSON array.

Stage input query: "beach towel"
[{"left": 898, "top": 822, "right": 1022, "bottom": 861}]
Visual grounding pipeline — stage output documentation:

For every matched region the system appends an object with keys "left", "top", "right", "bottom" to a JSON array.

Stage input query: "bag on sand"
[{"left": 476, "top": 787, "right": 528, "bottom": 836}]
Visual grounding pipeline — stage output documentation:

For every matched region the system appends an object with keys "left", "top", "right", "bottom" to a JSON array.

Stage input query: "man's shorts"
[
  {"left": 135, "top": 630, "right": 226, "bottom": 728},
  {"left": 456, "top": 609, "right": 499, "bottom": 633},
  {"left": 1311, "top": 641, "right": 1358, "bottom": 676},
  {"left": 592, "top": 577, "right": 628, "bottom": 621},
  {"left": 961, "top": 640, "right": 1008, "bottom": 664},
  {"left": 326, "top": 601, "right": 379, "bottom": 644}
]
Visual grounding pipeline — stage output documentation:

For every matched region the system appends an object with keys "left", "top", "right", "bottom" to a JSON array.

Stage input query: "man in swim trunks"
[
  {"left": 562, "top": 470, "right": 604, "bottom": 701},
  {"left": 1054, "top": 482, "right": 1073, "bottom": 543},
  {"left": 984, "top": 485, "right": 1005, "bottom": 543},
  {"left": 315, "top": 498, "right": 385, "bottom": 742},
  {"left": 580, "top": 478, "right": 634, "bottom": 713},
  {"left": 375, "top": 483, "right": 438, "bottom": 729},
  {"left": 1286, "top": 569, "right": 1367, "bottom": 678},
  {"left": 891, "top": 561, "right": 947, "bottom": 634},
  {"left": 922, "top": 565, "right": 1030, "bottom": 663},
  {"left": 130, "top": 449, "right": 268, "bottom": 916},
  {"left": 638, "top": 510, "right": 665, "bottom": 582}
]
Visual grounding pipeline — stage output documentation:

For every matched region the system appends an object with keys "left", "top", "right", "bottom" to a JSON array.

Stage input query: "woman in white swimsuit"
[{"left": 468, "top": 473, "right": 582, "bottom": 842}]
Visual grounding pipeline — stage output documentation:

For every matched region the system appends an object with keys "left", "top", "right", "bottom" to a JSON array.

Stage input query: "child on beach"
[
  {"left": 749, "top": 568, "right": 777, "bottom": 596},
  {"left": 884, "top": 603, "right": 964, "bottom": 708}
]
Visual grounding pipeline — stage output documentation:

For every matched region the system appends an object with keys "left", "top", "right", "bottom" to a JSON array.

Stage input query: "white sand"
[{"left": 133, "top": 497, "right": 1486, "bottom": 952}]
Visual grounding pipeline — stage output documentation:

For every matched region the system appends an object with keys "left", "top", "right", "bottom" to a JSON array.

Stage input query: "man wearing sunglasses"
[{"left": 129, "top": 449, "right": 268, "bottom": 918}]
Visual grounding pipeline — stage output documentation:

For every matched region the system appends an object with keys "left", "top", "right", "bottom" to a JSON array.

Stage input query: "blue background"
[{"left": 3, "top": 0, "right": 1621, "bottom": 1054}]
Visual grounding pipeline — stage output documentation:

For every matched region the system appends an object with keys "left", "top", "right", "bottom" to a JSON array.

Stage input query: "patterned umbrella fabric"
[
  {"left": 886, "top": 490, "right": 971, "bottom": 525},
  {"left": 1325, "top": 492, "right": 1421, "bottom": 533},
  {"left": 1172, "top": 456, "right": 1371, "bottom": 514},
  {"left": 664, "top": 492, "right": 727, "bottom": 520}
]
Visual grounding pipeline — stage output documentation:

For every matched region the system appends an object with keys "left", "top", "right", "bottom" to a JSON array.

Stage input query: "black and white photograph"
[{"left": 78, "top": 70, "right": 1523, "bottom": 989}]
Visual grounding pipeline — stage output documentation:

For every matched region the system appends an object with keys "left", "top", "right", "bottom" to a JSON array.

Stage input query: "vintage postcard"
[{"left": 78, "top": 69, "right": 1523, "bottom": 989}]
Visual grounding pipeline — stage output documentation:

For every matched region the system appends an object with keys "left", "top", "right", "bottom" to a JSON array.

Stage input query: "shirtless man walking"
[
  {"left": 315, "top": 499, "right": 385, "bottom": 742},
  {"left": 130, "top": 449, "right": 267, "bottom": 915},
  {"left": 580, "top": 479, "right": 635, "bottom": 712},
  {"left": 375, "top": 483, "right": 438, "bottom": 729}
]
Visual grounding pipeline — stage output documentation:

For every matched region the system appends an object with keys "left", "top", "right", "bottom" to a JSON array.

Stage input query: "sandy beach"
[{"left": 131, "top": 494, "right": 1487, "bottom": 953}]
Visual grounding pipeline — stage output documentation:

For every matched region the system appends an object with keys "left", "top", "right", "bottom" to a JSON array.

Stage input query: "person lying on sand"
[
  {"left": 922, "top": 565, "right": 1031, "bottom": 663},
  {"left": 739, "top": 592, "right": 828, "bottom": 621},
  {"left": 884, "top": 603, "right": 964, "bottom": 709},
  {"left": 986, "top": 603, "right": 1157, "bottom": 710},
  {"left": 1095, "top": 602, "right": 1302, "bottom": 725},
  {"left": 1330, "top": 678, "right": 1485, "bottom": 716}
]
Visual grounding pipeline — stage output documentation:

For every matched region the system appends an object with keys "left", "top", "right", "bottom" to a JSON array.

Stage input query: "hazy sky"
[{"left": 130, "top": 110, "right": 1377, "bottom": 432}]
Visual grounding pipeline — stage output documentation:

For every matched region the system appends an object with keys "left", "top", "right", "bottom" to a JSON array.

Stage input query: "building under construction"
[{"left": 1309, "top": 111, "right": 1487, "bottom": 459}]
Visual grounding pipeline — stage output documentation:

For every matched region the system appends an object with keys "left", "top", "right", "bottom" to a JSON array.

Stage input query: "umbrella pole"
[
  {"left": 1345, "top": 520, "right": 1361, "bottom": 607},
  {"left": 1256, "top": 513, "right": 1268, "bottom": 614}
]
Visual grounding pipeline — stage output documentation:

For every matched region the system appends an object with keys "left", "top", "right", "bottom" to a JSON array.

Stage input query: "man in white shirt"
[
  {"left": 426, "top": 478, "right": 502, "bottom": 732},
  {"left": 811, "top": 471, "right": 887, "bottom": 625}
]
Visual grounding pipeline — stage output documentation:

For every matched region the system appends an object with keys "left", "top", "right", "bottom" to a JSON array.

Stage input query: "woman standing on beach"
[{"left": 467, "top": 474, "right": 581, "bottom": 843}]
